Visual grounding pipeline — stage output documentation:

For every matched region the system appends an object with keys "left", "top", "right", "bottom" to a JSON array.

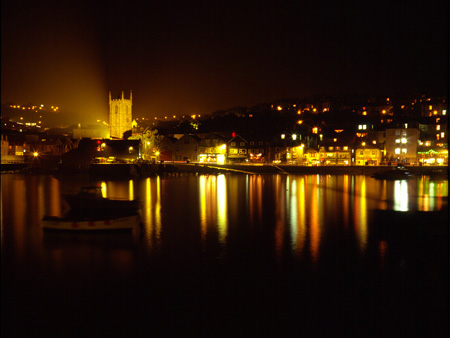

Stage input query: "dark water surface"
[{"left": 1, "top": 173, "right": 448, "bottom": 337}]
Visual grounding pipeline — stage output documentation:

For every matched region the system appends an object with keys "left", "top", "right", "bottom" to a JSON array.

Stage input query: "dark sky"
[{"left": 2, "top": 0, "right": 448, "bottom": 124}]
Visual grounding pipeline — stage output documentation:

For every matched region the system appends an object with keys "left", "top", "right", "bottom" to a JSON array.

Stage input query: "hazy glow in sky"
[{"left": 2, "top": 0, "right": 448, "bottom": 123}]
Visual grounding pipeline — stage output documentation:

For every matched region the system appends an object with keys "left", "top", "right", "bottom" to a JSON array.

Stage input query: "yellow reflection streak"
[
  {"left": 129, "top": 180, "right": 134, "bottom": 200},
  {"left": 358, "top": 177, "right": 368, "bottom": 253},
  {"left": 217, "top": 174, "right": 228, "bottom": 244},
  {"left": 394, "top": 180, "right": 409, "bottom": 211},
  {"left": 101, "top": 182, "right": 107, "bottom": 198},
  {"left": 199, "top": 176, "right": 207, "bottom": 241},
  {"left": 295, "top": 177, "right": 307, "bottom": 255}
]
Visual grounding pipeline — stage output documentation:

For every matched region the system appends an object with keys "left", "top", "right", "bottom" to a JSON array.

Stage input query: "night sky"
[{"left": 2, "top": 0, "right": 448, "bottom": 124}]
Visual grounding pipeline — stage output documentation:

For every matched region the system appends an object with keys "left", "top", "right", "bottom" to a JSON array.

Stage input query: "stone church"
[{"left": 109, "top": 91, "right": 132, "bottom": 138}]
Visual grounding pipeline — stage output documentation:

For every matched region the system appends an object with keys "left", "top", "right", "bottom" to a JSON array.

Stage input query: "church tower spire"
[{"left": 109, "top": 90, "right": 133, "bottom": 139}]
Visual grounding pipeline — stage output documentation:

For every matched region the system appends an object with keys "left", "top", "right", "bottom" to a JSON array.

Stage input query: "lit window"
[
  {"left": 363, "top": 125, "right": 367, "bottom": 130},
  {"left": 281, "top": 134, "right": 285, "bottom": 140},
  {"left": 402, "top": 149, "right": 407, "bottom": 154},
  {"left": 429, "top": 105, "right": 433, "bottom": 110},
  {"left": 404, "top": 123, "right": 408, "bottom": 129},
  {"left": 441, "top": 132, "right": 445, "bottom": 138},
  {"left": 443, "top": 110, "right": 447, "bottom": 115},
  {"left": 358, "top": 125, "right": 362, "bottom": 130},
  {"left": 436, "top": 125, "right": 440, "bottom": 131},
  {"left": 402, "top": 130, "right": 407, "bottom": 136},
  {"left": 343, "top": 146, "right": 348, "bottom": 150},
  {"left": 395, "top": 148, "right": 400, "bottom": 154},
  {"left": 401, "top": 138, "right": 407, "bottom": 144},
  {"left": 396, "top": 139, "right": 400, "bottom": 143}
]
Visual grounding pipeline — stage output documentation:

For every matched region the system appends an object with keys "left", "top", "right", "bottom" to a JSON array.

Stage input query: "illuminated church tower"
[{"left": 109, "top": 91, "right": 132, "bottom": 138}]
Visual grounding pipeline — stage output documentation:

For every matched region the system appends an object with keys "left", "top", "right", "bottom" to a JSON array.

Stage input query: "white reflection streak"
[
  {"left": 394, "top": 180, "right": 409, "bottom": 211},
  {"left": 429, "top": 182, "right": 435, "bottom": 210},
  {"left": 290, "top": 179, "right": 298, "bottom": 252},
  {"left": 217, "top": 174, "right": 227, "bottom": 244}
]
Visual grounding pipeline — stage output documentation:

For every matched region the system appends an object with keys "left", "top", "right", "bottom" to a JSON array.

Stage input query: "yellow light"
[
  {"left": 362, "top": 142, "right": 366, "bottom": 146},
  {"left": 312, "top": 127, "right": 318, "bottom": 134},
  {"left": 382, "top": 110, "right": 386, "bottom": 114},
  {"left": 155, "top": 151, "right": 160, "bottom": 156},
  {"left": 297, "top": 120, "right": 303, "bottom": 124},
  {"left": 277, "top": 106, "right": 282, "bottom": 111},
  {"left": 33, "top": 152, "right": 38, "bottom": 157},
  {"left": 362, "top": 111, "right": 367, "bottom": 115},
  {"left": 281, "top": 134, "right": 285, "bottom": 139}
]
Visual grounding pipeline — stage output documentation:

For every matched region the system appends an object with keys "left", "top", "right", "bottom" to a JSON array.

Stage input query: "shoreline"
[{"left": 2, "top": 163, "right": 448, "bottom": 177}]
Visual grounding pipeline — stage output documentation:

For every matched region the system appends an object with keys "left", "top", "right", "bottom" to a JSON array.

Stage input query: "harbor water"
[{"left": 1, "top": 173, "right": 448, "bottom": 337}]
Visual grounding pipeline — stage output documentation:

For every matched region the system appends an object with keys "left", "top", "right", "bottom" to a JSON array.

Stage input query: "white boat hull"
[{"left": 42, "top": 214, "right": 140, "bottom": 232}]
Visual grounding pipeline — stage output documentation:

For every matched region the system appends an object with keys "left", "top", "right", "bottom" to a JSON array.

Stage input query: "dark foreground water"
[{"left": 1, "top": 173, "right": 448, "bottom": 337}]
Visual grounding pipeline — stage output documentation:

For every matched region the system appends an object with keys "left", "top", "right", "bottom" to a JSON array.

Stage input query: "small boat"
[
  {"left": 372, "top": 166, "right": 412, "bottom": 180},
  {"left": 63, "top": 186, "right": 140, "bottom": 212},
  {"left": 42, "top": 213, "right": 141, "bottom": 232}
]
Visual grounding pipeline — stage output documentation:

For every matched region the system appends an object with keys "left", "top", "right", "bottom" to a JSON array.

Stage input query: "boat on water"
[
  {"left": 371, "top": 166, "right": 413, "bottom": 180},
  {"left": 42, "top": 213, "right": 141, "bottom": 232},
  {"left": 63, "top": 186, "right": 140, "bottom": 212}
]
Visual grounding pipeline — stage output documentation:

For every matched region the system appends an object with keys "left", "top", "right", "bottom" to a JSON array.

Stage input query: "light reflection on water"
[
  {"left": 1, "top": 173, "right": 448, "bottom": 263},
  {"left": 1, "top": 173, "right": 448, "bottom": 337}
]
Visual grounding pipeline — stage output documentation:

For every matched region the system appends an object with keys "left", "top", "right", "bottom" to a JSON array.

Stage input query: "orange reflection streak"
[
  {"left": 274, "top": 176, "right": 285, "bottom": 259},
  {"left": 155, "top": 176, "right": 161, "bottom": 238},
  {"left": 343, "top": 175, "right": 349, "bottom": 226},
  {"left": 309, "top": 177, "right": 320, "bottom": 264},
  {"left": 48, "top": 176, "right": 62, "bottom": 217},
  {"left": 249, "top": 176, "right": 263, "bottom": 227}
]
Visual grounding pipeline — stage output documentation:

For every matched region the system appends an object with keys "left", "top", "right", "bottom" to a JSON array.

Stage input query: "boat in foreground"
[
  {"left": 372, "top": 166, "right": 413, "bottom": 180},
  {"left": 63, "top": 186, "right": 140, "bottom": 212},
  {"left": 42, "top": 213, "right": 140, "bottom": 232}
]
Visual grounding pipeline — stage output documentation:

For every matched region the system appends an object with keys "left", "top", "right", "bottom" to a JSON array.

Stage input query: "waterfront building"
[
  {"left": 355, "top": 145, "right": 383, "bottom": 165},
  {"left": 385, "top": 126, "right": 419, "bottom": 164},
  {"left": 109, "top": 91, "right": 132, "bottom": 139},
  {"left": 172, "top": 134, "right": 201, "bottom": 162},
  {"left": 318, "top": 144, "right": 352, "bottom": 165},
  {"left": 227, "top": 135, "right": 249, "bottom": 163}
]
